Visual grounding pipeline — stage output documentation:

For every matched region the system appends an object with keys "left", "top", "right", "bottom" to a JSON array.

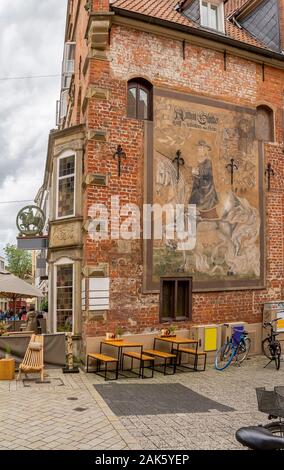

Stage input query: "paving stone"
[{"left": 1, "top": 357, "right": 283, "bottom": 450}]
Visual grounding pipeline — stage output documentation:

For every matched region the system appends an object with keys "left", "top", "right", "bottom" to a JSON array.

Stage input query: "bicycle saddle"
[{"left": 236, "top": 426, "right": 284, "bottom": 450}]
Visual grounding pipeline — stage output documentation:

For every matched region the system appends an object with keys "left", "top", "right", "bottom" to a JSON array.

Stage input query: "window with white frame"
[
  {"left": 62, "top": 42, "right": 76, "bottom": 90},
  {"left": 59, "top": 90, "right": 68, "bottom": 120},
  {"left": 57, "top": 153, "right": 76, "bottom": 219},
  {"left": 200, "top": 1, "right": 224, "bottom": 32},
  {"left": 55, "top": 263, "right": 74, "bottom": 332}
]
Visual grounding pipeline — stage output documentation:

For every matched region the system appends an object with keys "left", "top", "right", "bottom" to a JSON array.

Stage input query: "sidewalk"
[{"left": 0, "top": 356, "right": 283, "bottom": 450}]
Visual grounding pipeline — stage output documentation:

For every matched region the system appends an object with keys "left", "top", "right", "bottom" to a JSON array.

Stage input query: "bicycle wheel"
[
  {"left": 274, "top": 341, "right": 281, "bottom": 370},
  {"left": 215, "top": 342, "right": 235, "bottom": 371},
  {"left": 237, "top": 337, "right": 251, "bottom": 364},
  {"left": 264, "top": 421, "right": 284, "bottom": 437},
  {"left": 262, "top": 338, "right": 272, "bottom": 359}
]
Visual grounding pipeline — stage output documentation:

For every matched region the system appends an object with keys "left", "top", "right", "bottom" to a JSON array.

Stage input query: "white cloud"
[{"left": 0, "top": 0, "right": 67, "bottom": 255}]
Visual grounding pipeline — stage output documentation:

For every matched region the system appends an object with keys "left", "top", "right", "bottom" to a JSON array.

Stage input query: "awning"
[{"left": 0, "top": 270, "right": 43, "bottom": 299}]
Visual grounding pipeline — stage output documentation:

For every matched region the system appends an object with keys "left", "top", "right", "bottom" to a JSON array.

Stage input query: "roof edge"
[{"left": 111, "top": 6, "right": 284, "bottom": 62}]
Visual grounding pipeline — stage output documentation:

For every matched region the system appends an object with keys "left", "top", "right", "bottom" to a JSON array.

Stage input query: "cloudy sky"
[{"left": 0, "top": 0, "right": 67, "bottom": 257}]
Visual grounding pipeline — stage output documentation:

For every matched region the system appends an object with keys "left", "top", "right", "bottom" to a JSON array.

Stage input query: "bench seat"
[
  {"left": 144, "top": 349, "right": 176, "bottom": 358},
  {"left": 144, "top": 349, "right": 177, "bottom": 375},
  {"left": 122, "top": 351, "right": 154, "bottom": 378},
  {"left": 177, "top": 347, "right": 207, "bottom": 372},
  {"left": 123, "top": 351, "right": 154, "bottom": 361},
  {"left": 87, "top": 353, "right": 119, "bottom": 381},
  {"left": 88, "top": 353, "right": 118, "bottom": 363},
  {"left": 178, "top": 348, "right": 205, "bottom": 355}
]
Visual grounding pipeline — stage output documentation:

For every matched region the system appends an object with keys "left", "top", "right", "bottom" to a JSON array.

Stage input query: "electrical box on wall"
[{"left": 190, "top": 324, "right": 221, "bottom": 353}]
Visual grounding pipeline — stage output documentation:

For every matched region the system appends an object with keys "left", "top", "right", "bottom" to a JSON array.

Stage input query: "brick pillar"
[
  {"left": 279, "top": 0, "right": 284, "bottom": 52},
  {"left": 92, "top": 0, "right": 109, "bottom": 11}
]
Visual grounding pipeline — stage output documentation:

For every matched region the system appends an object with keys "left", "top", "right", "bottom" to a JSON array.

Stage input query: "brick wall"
[{"left": 67, "top": 12, "right": 284, "bottom": 338}]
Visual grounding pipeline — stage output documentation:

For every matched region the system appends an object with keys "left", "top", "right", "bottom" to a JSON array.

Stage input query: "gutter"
[{"left": 111, "top": 6, "right": 284, "bottom": 63}]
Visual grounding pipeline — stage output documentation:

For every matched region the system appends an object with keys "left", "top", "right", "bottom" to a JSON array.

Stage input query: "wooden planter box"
[{"left": 0, "top": 358, "right": 15, "bottom": 380}]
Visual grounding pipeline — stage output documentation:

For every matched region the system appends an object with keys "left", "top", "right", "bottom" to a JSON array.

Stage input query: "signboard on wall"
[{"left": 17, "top": 237, "right": 48, "bottom": 250}]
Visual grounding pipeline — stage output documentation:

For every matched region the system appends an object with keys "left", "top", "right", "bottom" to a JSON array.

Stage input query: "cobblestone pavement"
[
  {"left": 0, "top": 356, "right": 283, "bottom": 450},
  {"left": 0, "top": 370, "right": 139, "bottom": 450},
  {"left": 91, "top": 356, "right": 284, "bottom": 450}
]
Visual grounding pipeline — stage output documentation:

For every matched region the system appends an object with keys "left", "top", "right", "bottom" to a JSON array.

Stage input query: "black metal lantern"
[{"left": 113, "top": 145, "right": 126, "bottom": 177}]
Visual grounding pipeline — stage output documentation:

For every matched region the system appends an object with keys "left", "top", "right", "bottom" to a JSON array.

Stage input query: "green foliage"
[
  {"left": 57, "top": 324, "right": 72, "bottom": 333},
  {"left": 3, "top": 244, "right": 32, "bottom": 280},
  {"left": 116, "top": 327, "right": 123, "bottom": 337},
  {"left": 169, "top": 324, "right": 177, "bottom": 335},
  {"left": 40, "top": 298, "right": 48, "bottom": 312},
  {"left": 0, "top": 322, "right": 9, "bottom": 336},
  {"left": 5, "top": 345, "right": 11, "bottom": 355}
]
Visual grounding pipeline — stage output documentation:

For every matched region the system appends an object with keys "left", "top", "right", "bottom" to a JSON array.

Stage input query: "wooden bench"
[
  {"left": 87, "top": 353, "right": 119, "bottom": 381},
  {"left": 17, "top": 334, "right": 44, "bottom": 382},
  {"left": 144, "top": 349, "right": 177, "bottom": 375},
  {"left": 122, "top": 351, "right": 155, "bottom": 379},
  {"left": 177, "top": 347, "right": 207, "bottom": 372}
]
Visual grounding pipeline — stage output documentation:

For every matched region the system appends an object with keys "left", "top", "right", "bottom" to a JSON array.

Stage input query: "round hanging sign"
[{"left": 16, "top": 205, "right": 45, "bottom": 236}]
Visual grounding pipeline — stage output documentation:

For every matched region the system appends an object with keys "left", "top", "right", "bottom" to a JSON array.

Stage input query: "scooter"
[{"left": 236, "top": 387, "right": 284, "bottom": 450}]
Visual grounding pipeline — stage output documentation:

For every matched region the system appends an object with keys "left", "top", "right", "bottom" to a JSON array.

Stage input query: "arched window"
[
  {"left": 127, "top": 78, "right": 153, "bottom": 120},
  {"left": 256, "top": 105, "right": 274, "bottom": 142}
]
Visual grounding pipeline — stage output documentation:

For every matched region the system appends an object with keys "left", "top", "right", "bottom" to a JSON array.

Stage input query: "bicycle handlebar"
[{"left": 263, "top": 318, "right": 281, "bottom": 328}]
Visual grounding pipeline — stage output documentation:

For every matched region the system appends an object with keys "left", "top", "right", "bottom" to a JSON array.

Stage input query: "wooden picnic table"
[{"left": 100, "top": 339, "right": 144, "bottom": 369}]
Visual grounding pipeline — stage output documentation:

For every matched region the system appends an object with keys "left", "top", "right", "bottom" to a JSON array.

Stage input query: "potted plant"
[
  {"left": 169, "top": 325, "right": 177, "bottom": 337},
  {"left": 0, "top": 322, "right": 9, "bottom": 337},
  {"left": 115, "top": 327, "right": 123, "bottom": 340},
  {"left": 5, "top": 345, "right": 12, "bottom": 359}
]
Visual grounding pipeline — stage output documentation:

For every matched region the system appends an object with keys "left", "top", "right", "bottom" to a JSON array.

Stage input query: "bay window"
[
  {"left": 55, "top": 263, "right": 74, "bottom": 333},
  {"left": 57, "top": 153, "right": 76, "bottom": 219}
]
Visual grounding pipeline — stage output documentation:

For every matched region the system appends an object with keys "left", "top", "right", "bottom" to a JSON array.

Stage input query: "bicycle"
[
  {"left": 236, "top": 387, "right": 284, "bottom": 450},
  {"left": 262, "top": 319, "right": 282, "bottom": 370},
  {"left": 215, "top": 324, "right": 251, "bottom": 371}
]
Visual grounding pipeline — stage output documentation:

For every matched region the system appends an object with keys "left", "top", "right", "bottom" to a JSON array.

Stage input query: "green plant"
[
  {"left": 40, "top": 298, "right": 48, "bottom": 312},
  {"left": 5, "top": 345, "right": 12, "bottom": 355},
  {"left": 169, "top": 324, "right": 177, "bottom": 335},
  {"left": 57, "top": 324, "right": 72, "bottom": 333},
  {"left": 116, "top": 327, "right": 123, "bottom": 337},
  {"left": 0, "top": 322, "right": 9, "bottom": 336}
]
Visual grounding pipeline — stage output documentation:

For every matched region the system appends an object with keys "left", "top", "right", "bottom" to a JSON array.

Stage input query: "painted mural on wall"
[{"left": 147, "top": 90, "right": 265, "bottom": 291}]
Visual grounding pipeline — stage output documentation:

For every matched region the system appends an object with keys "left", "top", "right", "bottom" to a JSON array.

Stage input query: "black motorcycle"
[{"left": 236, "top": 387, "right": 284, "bottom": 450}]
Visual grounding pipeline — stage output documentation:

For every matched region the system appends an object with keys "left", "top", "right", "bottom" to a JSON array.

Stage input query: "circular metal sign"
[{"left": 16, "top": 205, "right": 45, "bottom": 236}]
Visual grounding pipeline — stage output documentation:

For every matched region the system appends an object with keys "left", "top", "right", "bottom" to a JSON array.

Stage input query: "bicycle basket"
[
  {"left": 256, "top": 387, "right": 284, "bottom": 418},
  {"left": 232, "top": 326, "right": 244, "bottom": 345}
]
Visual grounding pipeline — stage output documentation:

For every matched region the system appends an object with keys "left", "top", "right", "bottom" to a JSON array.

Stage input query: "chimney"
[
  {"left": 279, "top": 0, "right": 284, "bottom": 52},
  {"left": 92, "top": 0, "right": 110, "bottom": 11}
]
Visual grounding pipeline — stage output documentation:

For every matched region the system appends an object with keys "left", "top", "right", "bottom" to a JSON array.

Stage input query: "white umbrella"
[{"left": 0, "top": 270, "right": 43, "bottom": 300}]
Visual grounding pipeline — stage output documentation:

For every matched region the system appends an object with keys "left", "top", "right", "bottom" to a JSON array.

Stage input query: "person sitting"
[
  {"left": 25, "top": 306, "right": 38, "bottom": 333},
  {"left": 19, "top": 306, "right": 27, "bottom": 321},
  {"left": 10, "top": 313, "right": 19, "bottom": 321}
]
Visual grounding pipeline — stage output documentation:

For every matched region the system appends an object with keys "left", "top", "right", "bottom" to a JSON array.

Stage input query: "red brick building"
[{"left": 40, "top": 0, "right": 284, "bottom": 357}]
